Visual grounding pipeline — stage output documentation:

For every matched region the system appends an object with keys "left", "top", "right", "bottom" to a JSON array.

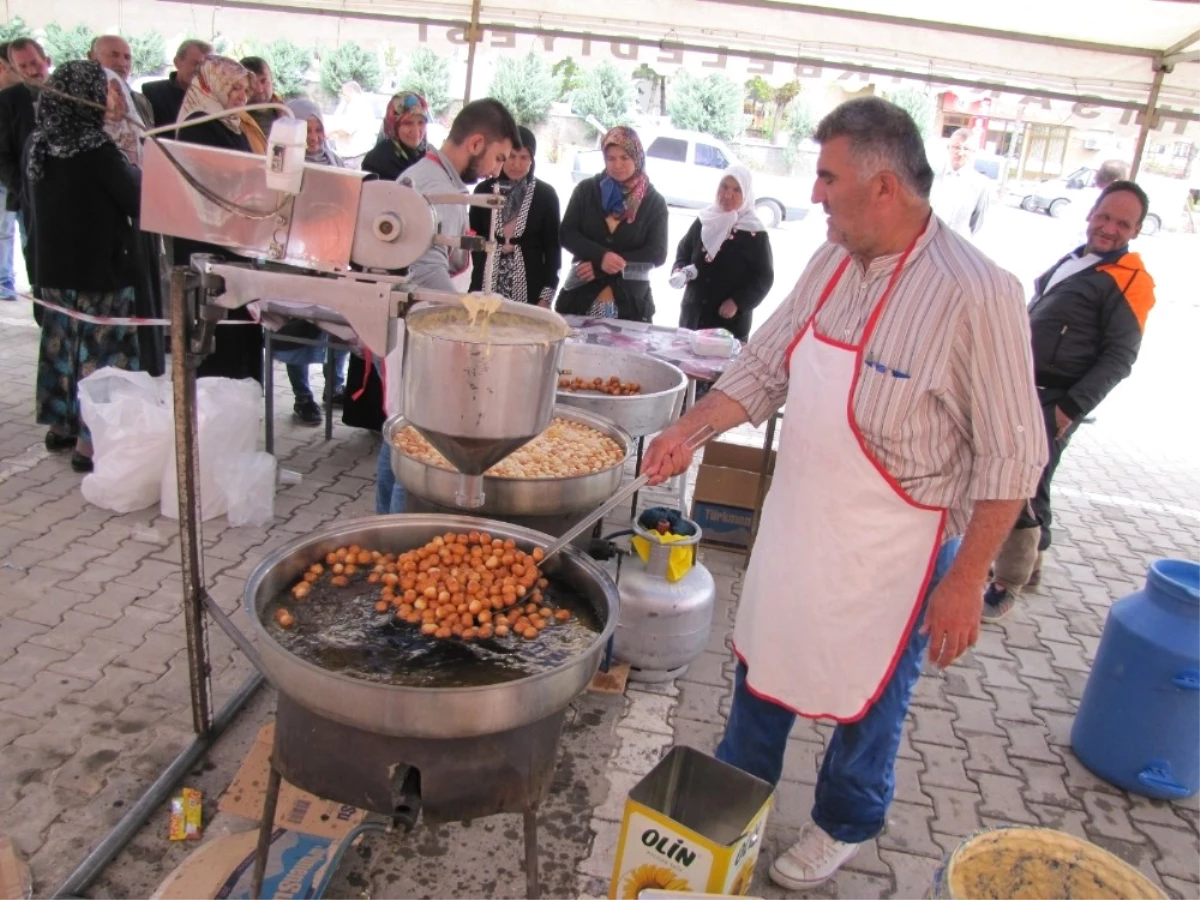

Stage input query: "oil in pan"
[{"left": 263, "top": 571, "right": 601, "bottom": 689}]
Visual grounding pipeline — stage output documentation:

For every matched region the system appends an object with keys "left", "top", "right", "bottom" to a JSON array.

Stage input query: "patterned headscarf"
[
  {"left": 177, "top": 56, "right": 249, "bottom": 133},
  {"left": 501, "top": 125, "right": 537, "bottom": 222},
  {"left": 599, "top": 125, "right": 649, "bottom": 223},
  {"left": 383, "top": 91, "right": 429, "bottom": 158},
  {"left": 26, "top": 60, "right": 112, "bottom": 185},
  {"left": 104, "top": 67, "right": 143, "bottom": 167}
]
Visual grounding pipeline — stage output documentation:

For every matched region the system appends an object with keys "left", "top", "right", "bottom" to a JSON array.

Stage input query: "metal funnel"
[{"left": 402, "top": 299, "right": 570, "bottom": 504}]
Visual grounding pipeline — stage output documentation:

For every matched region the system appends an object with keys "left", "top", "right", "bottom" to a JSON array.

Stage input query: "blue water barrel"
[{"left": 1071, "top": 559, "right": 1200, "bottom": 800}]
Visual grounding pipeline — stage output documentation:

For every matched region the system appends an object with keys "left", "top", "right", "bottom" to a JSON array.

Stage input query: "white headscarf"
[
  {"left": 286, "top": 98, "right": 345, "bottom": 167},
  {"left": 697, "top": 165, "right": 764, "bottom": 259}
]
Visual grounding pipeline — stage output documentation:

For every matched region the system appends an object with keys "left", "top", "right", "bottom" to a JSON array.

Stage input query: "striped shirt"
[{"left": 715, "top": 215, "right": 1048, "bottom": 537}]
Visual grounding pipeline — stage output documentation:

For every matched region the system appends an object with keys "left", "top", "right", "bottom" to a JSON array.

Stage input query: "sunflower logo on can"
[{"left": 621, "top": 864, "right": 691, "bottom": 898}]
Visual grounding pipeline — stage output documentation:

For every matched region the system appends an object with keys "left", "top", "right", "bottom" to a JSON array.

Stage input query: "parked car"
[
  {"left": 1018, "top": 166, "right": 1163, "bottom": 236},
  {"left": 570, "top": 128, "right": 808, "bottom": 227}
]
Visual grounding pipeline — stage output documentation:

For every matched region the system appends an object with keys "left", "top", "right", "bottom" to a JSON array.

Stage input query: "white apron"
[{"left": 733, "top": 247, "right": 947, "bottom": 722}]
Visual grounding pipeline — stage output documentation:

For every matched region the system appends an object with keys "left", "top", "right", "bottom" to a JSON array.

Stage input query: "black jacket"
[
  {"left": 361, "top": 138, "right": 424, "bottom": 182},
  {"left": 29, "top": 144, "right": 140, "bottom": 291},
  {"left": 172, "top": 113, "right": 263, "bottom": 383},
  {"left": 674, "top": 219, "right": 774, "bottom": 341},
  {"left": 0, "top": 83, "right": 37, "bottom": 211},
  {"left": 554, "top": 174, "right": 669, "bottom": 322},
  {"left": 142, "top": 74, "right": 187, "bottom": 133},
  {"left": 468, "top": 177, "right": 562, "bottom": 304},
  {"left": 1028, "top": 246, "right": 1155, "bottom": 421}
]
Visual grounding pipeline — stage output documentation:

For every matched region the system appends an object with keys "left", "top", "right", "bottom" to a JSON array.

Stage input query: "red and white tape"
[{"left": 19, "top": 292, "right": 255, "bottom": 327}]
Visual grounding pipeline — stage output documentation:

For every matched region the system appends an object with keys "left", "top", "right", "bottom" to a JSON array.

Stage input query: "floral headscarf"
[
  {"left": 26, "top": 60, "right": 112, "bottom": 185},
  {"left": 104, "top": 68, "right": 143, "bottom": 167},
  {"left": 599, "top": 125, "right": 649, "bottom": 223},
  {"left": 384, "top": 91, "right": 429, "bottom": 159},
  {"left": 177, "top": 56, "right": 249, "bottom": 133}
]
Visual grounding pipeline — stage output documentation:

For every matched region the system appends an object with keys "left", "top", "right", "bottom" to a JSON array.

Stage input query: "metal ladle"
[{"left": 539, "top": 425, "right": 716, "bottom": 563}]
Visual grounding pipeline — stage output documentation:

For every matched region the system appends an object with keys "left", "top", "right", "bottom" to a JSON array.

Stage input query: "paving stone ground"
[{"left": 0, "top": 268, "right": 1197, "bottom": 899}]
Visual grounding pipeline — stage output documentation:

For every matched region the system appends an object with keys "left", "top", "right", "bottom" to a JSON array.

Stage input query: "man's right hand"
[{"left": 642, "top": 426, "right": 699, "bottom": 485}]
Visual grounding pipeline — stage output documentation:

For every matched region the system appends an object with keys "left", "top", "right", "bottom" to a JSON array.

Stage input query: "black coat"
[
  {"left": 554, "top": 174, "right": 668, "bottom": 322},
  {"left": 468, "top": 177, "right": 562, "bottom": 305},
  {"left": 29, "top": 144, "right": 141, "bottom": 292},
  {"left": 341, "top": 137, "right": 425, "bottom": 432},
  {"left": 674, "top": 219, "right": 774, "bottom": 342},
  {"left": 361, "top": 138, "right": 424, "bottom": 182},
  {"left": 1028, "top": 247, "right": 1153, "bottom": 421},
  {"left": 0, "top": 83, "right": 37, "bottom": 211},
  {"left": 142, "top": 74, "right": 187, "bottom": 134},
  {"left": 173, "top": 113, "right": 263, "bottom": 383}
]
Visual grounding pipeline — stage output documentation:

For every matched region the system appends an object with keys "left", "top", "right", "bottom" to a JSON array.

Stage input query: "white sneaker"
[{"left": 769, "top": 822, "right": 860, "bottom": 890}]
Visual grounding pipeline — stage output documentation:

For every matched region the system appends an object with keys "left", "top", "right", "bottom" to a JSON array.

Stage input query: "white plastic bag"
[
  {"left": 216, "top": 451, "right": 277, "bottom": 527},
  {"left": 78, "top": 368, "right": 173, "bottom": 513},
  {"left": 161, "top": 378, "right": 262, "bottom": 522}
]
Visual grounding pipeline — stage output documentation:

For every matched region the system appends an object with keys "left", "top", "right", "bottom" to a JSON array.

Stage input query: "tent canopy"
[{"left": 193, "top": 0, "right": 1199, "bottom": 115}]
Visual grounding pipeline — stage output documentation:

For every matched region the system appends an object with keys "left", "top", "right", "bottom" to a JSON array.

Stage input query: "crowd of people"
[{"left": 0, "top": 35, "right": 1161, "bottom": 895}]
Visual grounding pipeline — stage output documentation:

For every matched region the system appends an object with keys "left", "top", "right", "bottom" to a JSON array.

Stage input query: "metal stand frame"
[{"left": 51, "top": 267, "right": 266, "bottom": 899}]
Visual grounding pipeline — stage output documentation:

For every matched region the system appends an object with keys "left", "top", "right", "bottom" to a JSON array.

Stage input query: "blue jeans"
[
  {"left": 375, "top": 440, "right": 407, "bottom": 514},
  {"left": 716, "top": 537, "right": 961, "bottom": 844},
  {"left": 0, "top": 188, "right": 16, "bottom": 298}
]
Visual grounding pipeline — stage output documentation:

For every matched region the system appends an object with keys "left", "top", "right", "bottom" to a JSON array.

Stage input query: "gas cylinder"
[
  {"left": 1071, "top": 558, "right": 1200, "bottom": 800},
  {"left": 612, "top": 516, "right": 715, "bottom": 683}
]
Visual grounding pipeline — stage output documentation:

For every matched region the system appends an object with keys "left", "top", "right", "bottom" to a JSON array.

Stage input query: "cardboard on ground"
[{"left": 218, "top": 722, "right": 366, "bottom": 840}]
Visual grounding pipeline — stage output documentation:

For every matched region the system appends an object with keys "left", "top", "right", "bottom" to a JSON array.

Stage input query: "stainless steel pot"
[
  {"left": 385, "top": 406, "right": 634, "bottom": 516},
  {"left": 243, "top": 515, "right": 619, "bottom": 739},
  {"left": 402, "top": 300, "right": 569, "bottom": 475},
  {"left": 555, "top": 343, "right": 687, "bottom": 437}
]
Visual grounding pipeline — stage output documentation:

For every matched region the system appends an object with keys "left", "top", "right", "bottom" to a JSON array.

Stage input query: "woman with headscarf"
[
  {"left": 361, "top": 91, "right": 429, "bottom": 180},
  {"left": 173, "top": 55, "right": 263, "bottom": 382},
  {"left": 341, "top": 90, "right": 430, "bottom": 433},
  {"left": 103, "top": 67, "right": 168, "bottom": 378},
  {"left": 269, "top": 97, "right": 349, "bottom": 426},
  {"left": 26, "top": 60, "right": 141, "bottom": 472},
  {"left": 555, "top": 126, "right": 668, "bottom": 322},
  {"left": 672, "top": 166, "right": 774, "bottom": 342},
  {"left": 468, "top": 126, "right": 561, "bottom": 306}
]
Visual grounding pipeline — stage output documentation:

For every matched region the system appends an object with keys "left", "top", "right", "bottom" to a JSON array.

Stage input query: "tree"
[
  {"left": 249, "top": 38, "right": 313, "bottom": 96},
  {"left": 551, "top": 57, "right": 583, "bottom": 103},
  {"left": 0, "top": 18, "right": 30, "bottom": 43},
  {"left": 488, "top": 52, "right": 555, "bottom": 127},
  {"left": 42, "top": 23, "right": 95, "bottom": 63},
  {"left": 399, "top": 47, "right": 452, "bottom": 116},
  {"left": 785, "top": 95, "right": 818, "bottom": 145},
  {"left": 571, "top": 61, "right": 632, "bottom": 131},
  {"left": 771, "top": 80, "right": 801, "bottom": 136},
  {"left": 745, "top": 75, "right": 772, "bottom": 117},
  {"left": 666, "top": 70, "right": 742, "bottom": 141},
  {"left": 125, "top": 31, "right": 167, "bottom": 77},
  {"left": 320, "top": 41, "right": 380, "bottom": 96},
  {"left": 882, "top": 87, "right": 935, "bottom": 140}
]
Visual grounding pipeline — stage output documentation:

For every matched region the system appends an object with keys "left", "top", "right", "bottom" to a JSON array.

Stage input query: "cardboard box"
[
  {"left": 690, "top": 441, "right": 775, "bottom": 550},
  {"left": 217, "top": 723, "right": 366, "bottom": 840},
  {"left": 610, "top": 747, "right": 774, "bottom": 898}
]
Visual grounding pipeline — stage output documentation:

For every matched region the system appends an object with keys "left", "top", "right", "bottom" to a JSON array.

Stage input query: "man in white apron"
[{"left": 644, "top": 97, "right": 1047, "bottom": 891}]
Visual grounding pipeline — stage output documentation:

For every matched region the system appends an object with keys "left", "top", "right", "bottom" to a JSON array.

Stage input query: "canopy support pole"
[
  {"left": 1131, "top": 64, "right": 1166, "bottom": 180},
  {"left": 463, "top": 0, "right": 483, "bottom": 104}
]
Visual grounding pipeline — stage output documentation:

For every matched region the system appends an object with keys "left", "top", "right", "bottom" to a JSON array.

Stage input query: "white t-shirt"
[{"left": 1043, "top": 252, "right": 1101, "bottom": 293}]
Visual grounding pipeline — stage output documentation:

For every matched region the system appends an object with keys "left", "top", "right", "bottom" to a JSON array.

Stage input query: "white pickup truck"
[{"left": 571, "top": 127, "right": 808, "bottom": 228}]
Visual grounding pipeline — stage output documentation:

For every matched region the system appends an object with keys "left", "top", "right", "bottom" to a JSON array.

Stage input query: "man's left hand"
[
  {"left": 1054, "top": 406, "right": 1074, "bottom": 439},
  {"left": 919, "top": 568, "right": 983, "bottom": 669}
]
